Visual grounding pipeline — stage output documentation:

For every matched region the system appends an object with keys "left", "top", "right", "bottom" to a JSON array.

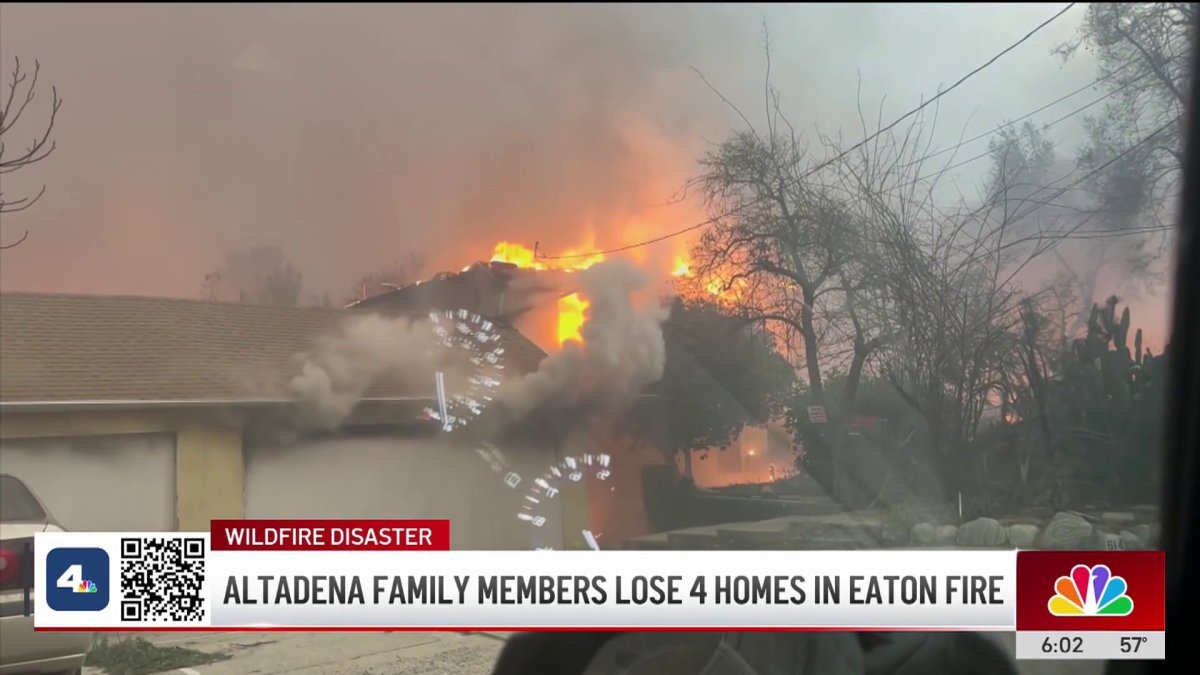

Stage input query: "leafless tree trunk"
[{"left": 1, "top": 56, "right": 61, "bottom": 249}]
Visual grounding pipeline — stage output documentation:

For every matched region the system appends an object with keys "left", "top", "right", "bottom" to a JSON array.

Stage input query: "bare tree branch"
[
  {"left": 0, "top": 229, "right": 30, "bottom": 250},
  {"left": 0, "top": 55, "right": 62, "bottom": 249}
]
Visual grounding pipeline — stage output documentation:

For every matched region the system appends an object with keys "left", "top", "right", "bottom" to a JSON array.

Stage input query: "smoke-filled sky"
[{"left": 0, "top": 3, "right": 1154, "bottom": 310}]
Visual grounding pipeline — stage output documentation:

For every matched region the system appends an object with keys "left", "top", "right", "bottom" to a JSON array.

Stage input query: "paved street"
[
  {"left": 76, "top": 631, "right": 1107, "bottom": 675},
  {"left": 91, "top": 631, "right": 508, "bottom": 675}
]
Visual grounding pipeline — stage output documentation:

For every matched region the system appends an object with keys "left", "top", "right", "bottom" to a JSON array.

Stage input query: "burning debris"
[
  {"left": 488, "top": 241, "right": 606, "bottom": 346},
  {"left": 283, "top": 248, "right": 670, "bottom": 436},
  {"left": 492, "top": 258, "right": 670, "bottom": 421}
]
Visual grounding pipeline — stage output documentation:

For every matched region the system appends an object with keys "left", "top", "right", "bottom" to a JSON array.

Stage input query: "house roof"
[
  {"left": 347, "top": 260, "right": 556, "bottom": 322},
  {"left": 347, "top": 262, "right": 509, "bottom": 311},
  {"left": 0, "top": 292, "right": 547, "bottom": 406}
]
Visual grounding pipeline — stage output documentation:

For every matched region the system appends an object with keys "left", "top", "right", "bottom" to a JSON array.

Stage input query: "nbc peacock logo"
[{"left": 1048, "top": 564, "right": 1134, "bottom": 616}]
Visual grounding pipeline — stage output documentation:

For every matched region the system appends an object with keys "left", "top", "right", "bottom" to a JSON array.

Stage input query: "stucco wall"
[
  {"left": 175, "top": 421, "right": 245, "bottom": 530},
  {"left": 0, "top": 432, "right": 176, "bottom": 531},
  {"left": 244, "top": 432, "right": 572, "bottom": 550},
  {"left": 0, "top": 409, "right": 585, "bottom": 547},
  {"left": 0, "top": 410, "right": 245, "bottom": 530}
]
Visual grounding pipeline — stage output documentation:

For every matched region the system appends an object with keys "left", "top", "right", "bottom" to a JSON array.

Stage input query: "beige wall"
[
  {"left": 1, "top": 409, "right": 589, "bottom": 548},
  {"left": 244, "top": 433, "right": 577, "bottom": 550},
  {"left": 0, "top": 410, "right": 245, "bottom": 530},
  {"left": 175, "top": 421, "right": 244, "bottom": 530},
  {"left": 0, "top": 432, "right": 176, "bottom": 531},
  {"left": 583, "top": 425, "right": 663, "bottom": 549}
]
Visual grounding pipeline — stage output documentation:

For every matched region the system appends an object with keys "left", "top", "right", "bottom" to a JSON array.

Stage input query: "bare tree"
[
  {"left": 683, "top": 63, "right": 899, "bottom": 500},
  {"left": 0, "top": 57, "right": 62, "bottom": 249},
  {"left": 685, "top": 25, "right": 1178, "bottom": 506},
  {"left": 203, "top": 245, "right": 305, "bottom": 307},
  {"left": 686, "top": 79, "right": 1090, "bottom": 504},
  {"left": 1057, "top": 3, "right": 1194, "bottom": 274},
  {"left": 344, "top": 252, "right": 427, "bottom": 305}
]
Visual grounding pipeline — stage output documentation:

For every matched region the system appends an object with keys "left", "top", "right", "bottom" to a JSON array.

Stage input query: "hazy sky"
[{"left": 0, "top": 3, "right": 1120, "bottom": 303}]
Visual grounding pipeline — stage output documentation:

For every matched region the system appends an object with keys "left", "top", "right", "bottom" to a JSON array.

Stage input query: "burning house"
[
  {"left": 344, "top": 252, "right": 673, "bottom": 548},
  {"left": 349, "top": 260, "right": 540, "bottom": 320},
  {"left": 0, "top": 282, "right": 593, "bottom": 549},
  {"left": 0, "top": 234, "right": 790, "bottom": 550}
]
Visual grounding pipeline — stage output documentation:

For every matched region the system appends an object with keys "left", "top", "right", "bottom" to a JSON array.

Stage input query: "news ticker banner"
[{"left": 31, "top": 520, "right": 1164, "bottom": 660}]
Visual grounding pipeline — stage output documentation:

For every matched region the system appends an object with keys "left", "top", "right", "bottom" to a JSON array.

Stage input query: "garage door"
[
  {"left": 0, "top": 433, "right": 176, "bottom": 531},
  {"left": 244, "top": 433, "right": 563, "bottom": 550}
]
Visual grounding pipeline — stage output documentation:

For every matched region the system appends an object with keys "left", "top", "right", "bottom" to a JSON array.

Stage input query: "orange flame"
[
  {"left": 490, "top": 241, "right": 604, "bottom": 272},
  {"left": 669, "top": 253, "right": 746, "bottom": 302},
  {"left": 489, "top": 242, "right": 601, "bottom": 347},
  {"left": 487, "top": 241, "right": 747, "bottom": 347},
  {"left": 491, "top": 241, "right": 544, "bottom": 269},
  {"left": 670, "top": 256, "right": 690, "bottom": 278},
  {"left": 557, "top": 293, "right": 589, "bottom": 345}
]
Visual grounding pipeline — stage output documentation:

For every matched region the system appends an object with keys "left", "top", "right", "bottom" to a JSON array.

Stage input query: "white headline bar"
[{"left": 34, "top": 532, "right": 1017, "bottom": 630}]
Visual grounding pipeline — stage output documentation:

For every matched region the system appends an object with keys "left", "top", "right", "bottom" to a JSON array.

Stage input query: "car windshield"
[
  {"left": 0, "top": 475, "right": 47, "bottom": 522},
  {"left": 0, "top": 3, "right": 1181, "bottom": 674}
]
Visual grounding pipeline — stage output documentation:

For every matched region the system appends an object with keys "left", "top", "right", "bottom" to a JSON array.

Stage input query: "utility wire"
[
  {"left": 537, "top": 2, "right": 1080, "bottom": 261},
  {"left": 998, "top": 115, "right": 1181, "bottom": 254},
  {"left": 903, "top": 60, "right": 1136, "bottom": 168},
  {"left": 780, "top": 66, "right": 1143, "bottom": 207},
  {"left": 893, "top": 70, "right": 1151, "bottom": 192}
]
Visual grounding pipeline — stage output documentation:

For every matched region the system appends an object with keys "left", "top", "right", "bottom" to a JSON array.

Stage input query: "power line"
[
  {"left": 998, "top": 115, "right": 1181, "bottom": 253},
  {"left": 904, "top": 60, "right": 1136, "bottom": 168},
  {"left": 790, "top": 68, "right": 1144, "bottom": 206},
  {"left": 1058, "top": 224, "right": 1174, "bottom": 241},
  {"left": 894, "top": 70, "right": 1151, "bottom": 191},
  {"left": 805, "top": 2, "right": 1079, "bottom": 180},
  {"left": 538, "top": 3, "right": 1080, "bottom": 261},
  {"left": 795, "top": 68, "right": 1142, "bottom": 206}
]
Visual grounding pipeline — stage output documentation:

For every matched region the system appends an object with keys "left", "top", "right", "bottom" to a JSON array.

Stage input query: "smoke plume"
[
  {"left": 284, "top": 257, "right": 669, "bottom": 434},
  {"left": 0, "top": 4, "right": 740, "bottom": 298},
  {"left": 286, "top": 314, "right": 436, "bottom": 430},
  {"left": 496, "top": 259, "right": 670, "bottom": 420}
]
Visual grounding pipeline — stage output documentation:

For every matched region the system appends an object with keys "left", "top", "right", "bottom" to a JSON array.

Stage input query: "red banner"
[
  {"left": 1016, "top": 550, "right": 1164, "bottom": 631},
  {"left": 210, "top": 519, "right": 450, "bottom": 551}
]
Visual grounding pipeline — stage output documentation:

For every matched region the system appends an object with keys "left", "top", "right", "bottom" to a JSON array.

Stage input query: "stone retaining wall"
[{"left": 625, "top": 506, "right": 1161, "bottom": 551}]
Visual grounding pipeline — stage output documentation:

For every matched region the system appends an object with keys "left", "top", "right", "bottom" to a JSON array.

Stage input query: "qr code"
[{"left": 119, "top": 537, "right": 206, "bottom": 623}]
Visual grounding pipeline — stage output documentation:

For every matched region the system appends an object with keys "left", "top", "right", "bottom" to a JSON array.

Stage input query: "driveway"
[{"left": 108, "top": 631, "right": 508, "bottom": 675}]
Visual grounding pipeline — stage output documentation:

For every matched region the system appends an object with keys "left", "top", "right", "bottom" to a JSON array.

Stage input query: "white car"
[{"left": 0, "top": 474, "right": 93, "bottom": 675}]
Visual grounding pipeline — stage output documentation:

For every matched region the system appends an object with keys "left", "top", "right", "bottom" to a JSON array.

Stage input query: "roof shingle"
[{"left": 0, "top": 293, "right": 546, "bottom": 404}]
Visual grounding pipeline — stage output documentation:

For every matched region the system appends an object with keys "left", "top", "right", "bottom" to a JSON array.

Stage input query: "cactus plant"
[{"left": 1052, "top": 297, "right": 1165, "bottom": 506}]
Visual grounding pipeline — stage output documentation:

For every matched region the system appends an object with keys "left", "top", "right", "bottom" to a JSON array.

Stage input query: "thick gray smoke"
[
  {"left": 286, "top": 314, "right": 436, "bottom": 430},
  {"left": 283, "top": 258, "right": 668, "bottom": 434},
  {"left": 0, "top": 4, "right": 745, "bottom": 298},
  {"left": 496, "top": 259, "right": 670, "bottom": 420}
]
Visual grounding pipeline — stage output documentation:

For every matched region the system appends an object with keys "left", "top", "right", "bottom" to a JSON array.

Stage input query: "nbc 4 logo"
[
  {"left": 46, "top": 547, "right": 109, "bottom": 612},
  {"left": 1048, "top": 564, "right": 1134, "bottom": 616}
]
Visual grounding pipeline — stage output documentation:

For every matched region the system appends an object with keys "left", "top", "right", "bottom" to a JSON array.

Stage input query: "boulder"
[
  {"left": 998, "top": 506, "right": 1054, "bottom": 526},
  {"left": 1072, "top": 510, "right": 1104, "bottom": 523},
  {"left": 880, "top": 519, "right": 910, "bottom": 547},
  {"left": 1100, "top": 512, "right": 1138, "bottom": 526},
  {"left": 911, "top": 523, "right": 937, "bottom": 546},
  {"left": 1038, "top": 512, "right": 1094, "bottom": 550},
  {"left": 1130, "top": 504, "right": 1160, "bottom": 519},
  {"left": 956, "top": 518, "right": 1008, "bottom": 547},
  {"left": 1091, "top": 530, "right": 1125, "bottom": 550},
  {"left": 1008, "top": 524, "right": 1039, "bottom": 549},
  {"left": 934, "top": 525, "right": 958, "bottom": 546},
  {"left": 1120, "top": 530, "right": 1147, "bottom": 551},
  {"left": 1131, "top": 523, "right": 1160, "bottom": 547}
]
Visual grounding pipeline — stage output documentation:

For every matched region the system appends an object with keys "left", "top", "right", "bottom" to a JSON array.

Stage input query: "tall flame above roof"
[{"left": 488, "top": 242, "right": 603, "bottom": 347}]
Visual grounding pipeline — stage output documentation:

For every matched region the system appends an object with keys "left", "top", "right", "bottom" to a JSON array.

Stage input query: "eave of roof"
[{"left": 0, "top": 396, "right": 435, "bottom": 414}]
